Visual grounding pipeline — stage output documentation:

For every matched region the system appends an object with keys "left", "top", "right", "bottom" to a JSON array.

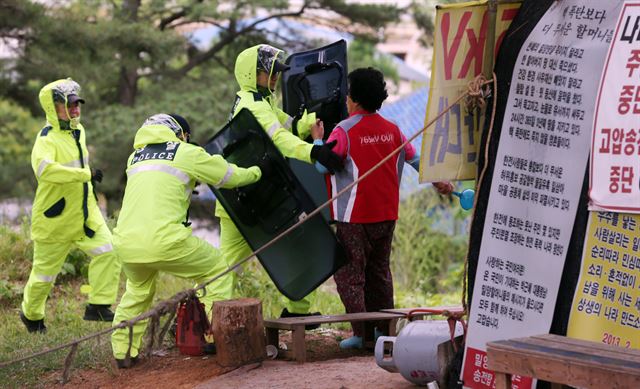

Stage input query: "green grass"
[
  {"left": 0, "top": 273, "right": 192, "bottom": 388},
  {"left": 0, "top": 282, "right": 118, "bottom": 388}
]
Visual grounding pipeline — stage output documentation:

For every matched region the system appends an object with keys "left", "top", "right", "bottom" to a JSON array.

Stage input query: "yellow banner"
[
  {"left": 567, "top": 211, "right": 640, "bottom": 350},
  {"left": 420, "top": 0, "right": 521, "bottom": 182}
]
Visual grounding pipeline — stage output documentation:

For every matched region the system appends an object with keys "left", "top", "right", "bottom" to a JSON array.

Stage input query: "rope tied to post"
[{"left": 465, "top": 74, "right": 491, "bottom": 111}]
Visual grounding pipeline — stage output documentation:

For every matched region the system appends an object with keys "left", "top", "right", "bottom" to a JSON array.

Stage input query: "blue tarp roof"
[{"left": 379, "top": 86, "right": 431, "bottom": 195}]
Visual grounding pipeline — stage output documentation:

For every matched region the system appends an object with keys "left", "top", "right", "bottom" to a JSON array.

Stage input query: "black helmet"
[{"left": 169, "top": 113, "right": 191, "bottom": 136}]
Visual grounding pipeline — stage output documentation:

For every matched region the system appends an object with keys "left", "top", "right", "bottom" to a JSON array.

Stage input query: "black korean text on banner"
[{"left": 461, "top": 1, "right": 625, "bottom": 388}]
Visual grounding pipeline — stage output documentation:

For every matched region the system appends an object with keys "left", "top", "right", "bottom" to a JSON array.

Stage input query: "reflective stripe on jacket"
[{"left": 114, "top": 123, "right": 261, "bottom": 263}]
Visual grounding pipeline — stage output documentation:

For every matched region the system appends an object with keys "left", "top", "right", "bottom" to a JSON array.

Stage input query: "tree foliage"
[
  {"left": 0, "top": 99, "right": 40, "bottom": 197},
  {"left": 411, "top": 0, "right": 464, "bottom": 47},
  {"left": 0, "top": 0, "right": 405, "bottom": 207},
  {"left": 347, "top": 39, "right": 399, "bottom": 84},
  {"left": 2, "top": 0, "right": 400, "bottom": 109}
]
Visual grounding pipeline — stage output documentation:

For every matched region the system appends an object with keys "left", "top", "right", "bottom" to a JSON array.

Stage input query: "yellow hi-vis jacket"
[
  {"left": 31, "top": 79, "right": 101, "bottom": 242},
  {"left": 113, "top": 117, "right": 261, "bottom": 263},
  {"left": 215, "top": 44, "right": 316, "bottom": 218}
]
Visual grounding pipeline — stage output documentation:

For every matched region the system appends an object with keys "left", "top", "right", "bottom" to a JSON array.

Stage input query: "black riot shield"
[
  {"left": 282, "top": 39, "right": 348, "bottom": 136},
  {"left": 281, "top": 40, "right": 348, "bottom": 220},
  {"left": 204, "top": 108, "right": 345, "bottom": 301}
]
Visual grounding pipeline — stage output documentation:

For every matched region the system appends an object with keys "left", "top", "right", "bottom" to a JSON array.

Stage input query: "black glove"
[
  {"left": 91, "top": 168, "right": 103, "bottom": 183},
  {"left": 310, "top": 140, "right": 343, "bottom": 174}
]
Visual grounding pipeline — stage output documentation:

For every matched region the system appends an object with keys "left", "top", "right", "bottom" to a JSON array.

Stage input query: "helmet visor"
[{"left": 257, "top": 45, "right": 289, "bottom": 76}]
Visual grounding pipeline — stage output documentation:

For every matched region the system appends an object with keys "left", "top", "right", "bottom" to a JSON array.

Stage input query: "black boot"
[
  {"left": 19, "top": 311, "right": 47, "bottom": 334},
  {"left": 204, "top": 342, "right": 217, "bottom": 355},
  {"left": 83, "top": 304, "right": 115, "bottom": 322},
  {"left": 280, "top": 308, "right": 322, "bottom": 330},
  {"left": 115, "top": 356, "right": 139, "bottom": 369}
]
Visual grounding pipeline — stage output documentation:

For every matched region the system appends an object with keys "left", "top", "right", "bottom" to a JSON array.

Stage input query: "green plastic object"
[{"left": 204, "top": 108, "right": 345, "bottom": 301}]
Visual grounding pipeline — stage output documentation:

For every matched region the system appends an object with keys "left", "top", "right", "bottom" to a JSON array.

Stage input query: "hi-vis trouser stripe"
[
  {"left": 89, "top": 243, "right": 113, "bottom": 256},
  {"left": 36, "top": 274, "right": 56, "bottom": 282},
  {"left": 214, "top": 164, "right": 234, "bottom": 188}
]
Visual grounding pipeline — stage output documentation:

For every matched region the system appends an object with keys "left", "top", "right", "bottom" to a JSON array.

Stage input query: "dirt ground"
[
  {"left": 58, "top": 329, "right": 418, "bottom": 389},
  {"left": 196, "top": 357, "right": 416, "bottom": 389}
]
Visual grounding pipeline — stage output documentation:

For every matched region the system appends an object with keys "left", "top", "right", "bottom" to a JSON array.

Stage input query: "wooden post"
[
  {"left": 291, "top": 324, "right": 307, "bottom": 363},
  {"left": 484, "top": 0, "right": 498, "bottom": 78},
  {"left": 212, "top": 298, "right": 266, "bottom": 367}
]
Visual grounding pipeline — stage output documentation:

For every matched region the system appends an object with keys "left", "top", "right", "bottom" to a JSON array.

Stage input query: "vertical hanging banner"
[
  {"left": 589, "top": 3, "right": 640, "bottom": 213},
  {"left": 462, "top": 1, "right": 624, "bottom": 388},
  {"left": 567, "top": 211, "right": 640, "bottom": 350},
  {"left": 420, "top": 0, "right": 521, "bottom": 182}
]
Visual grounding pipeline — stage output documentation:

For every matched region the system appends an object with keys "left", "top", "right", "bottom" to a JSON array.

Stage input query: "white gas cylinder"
[{"left": 375, "top": 320, "right": 463, "bottom": 386}]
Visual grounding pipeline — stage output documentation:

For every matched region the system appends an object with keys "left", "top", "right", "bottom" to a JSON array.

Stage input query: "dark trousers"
[{"left": 333, "top": 220, "right": 396, "bottom": 337}]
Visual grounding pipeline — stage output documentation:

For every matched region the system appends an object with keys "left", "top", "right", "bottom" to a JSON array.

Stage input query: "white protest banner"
[
  {"left": 589, "top": 3, "right": 640, "bottom": 213},
  {"left": 461, "top": 1, "right": 625, "bottom": 388}
]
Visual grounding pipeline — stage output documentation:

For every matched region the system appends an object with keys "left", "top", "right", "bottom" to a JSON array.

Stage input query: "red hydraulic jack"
[{"left": 176, "top": 295, "right": 210, "bottom": 356}]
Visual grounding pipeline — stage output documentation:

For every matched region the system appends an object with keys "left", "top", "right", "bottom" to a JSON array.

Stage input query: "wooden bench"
[
  {"left": 486, "top": 333, "right": 640, "bottom": 389},
  {"left": 381, "top": 306, "right": 464, "bottom": 319},
  {"left": 264, "top": 312, "right": 404, "bottom": 363}
]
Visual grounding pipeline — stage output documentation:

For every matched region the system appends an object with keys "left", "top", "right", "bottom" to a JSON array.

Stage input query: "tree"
[
  {"left": 411, "top": 0, "right": 464, "bottom": 47},
  {"left": 0, "top": 0, "right": 403, "bottom": 209},
  {"left": 0, "top": 99, "right": 40, "bottom": 198},
  {"left": 347, "top": 39, "right": 399, "bottom": 84},
  {"left": 3, "top": 0, "right": 401, "bottom": 108}
]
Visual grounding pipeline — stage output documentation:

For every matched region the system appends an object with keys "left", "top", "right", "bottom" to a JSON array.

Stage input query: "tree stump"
[{"left": 212, "top": 298, "right": 266, "bottom": 367}]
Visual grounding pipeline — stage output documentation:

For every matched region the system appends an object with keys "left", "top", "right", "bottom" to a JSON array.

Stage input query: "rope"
[
  {"left": 195, "top": 75, "right": 495, "bottom": 293},
  {"left": 61, "top": 343, "right": 78, "bottom": 384},
  {"left": 0, "top": 288, "right": 194, "bottom": 368},
  {"left": 464, "top": 74, "right": 490, "bottom": 111},
  {"left": 0, "top": 75, "right": 495, "bottom": 375},
  {"left": 461, "top": 72, "right": 498, "bottom": 316}
]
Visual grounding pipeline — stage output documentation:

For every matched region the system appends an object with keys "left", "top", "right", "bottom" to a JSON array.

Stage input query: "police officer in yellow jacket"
[
  {"left": 215, "top": 44, "right": 343, "bottom": 324},
  {"left": 21, "top": 78, "right": 122, "bottom": 333},
  {"left": 110, "top": 113, "right": 261, "bottom": 367}
]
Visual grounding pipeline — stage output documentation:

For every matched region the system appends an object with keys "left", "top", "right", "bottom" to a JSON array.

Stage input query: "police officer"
[
  {"left": 110, "top": 113, "right": 262, "bottom": 367},
  {"left": 21, "top": 78, "right": 121, "bottom": 333},
  {"left": 214, "top": 44, "right": 343, "bottom": 325}
]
